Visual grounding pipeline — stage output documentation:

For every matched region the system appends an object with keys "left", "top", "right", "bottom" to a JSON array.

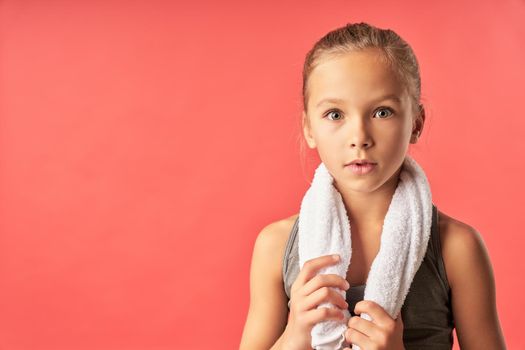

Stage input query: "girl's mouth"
[{"left": 345, "top": 163, "right": 377, "bottom": 175}]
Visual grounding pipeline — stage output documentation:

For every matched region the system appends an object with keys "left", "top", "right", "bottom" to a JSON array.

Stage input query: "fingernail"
[
  {"left": 345, "top": 281, "right": 350, "bottom": 289},
  {"left": 332, "top": 254, "right": 340, "bottom": 261}
]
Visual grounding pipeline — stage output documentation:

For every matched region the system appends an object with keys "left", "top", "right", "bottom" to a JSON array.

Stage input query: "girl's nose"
[
  {"left": 351, "top": 140, "right": 372, "bottom": 148},
  {"left": 348, "top": 121, "right": 373, "bottom": 149}
]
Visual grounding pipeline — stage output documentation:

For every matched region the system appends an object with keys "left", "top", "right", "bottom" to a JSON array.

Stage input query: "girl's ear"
[
  {"left": 302, "top": 111, "right": 317, "bottom": 149},
  {"left": 410, "top": 104, "right": 426, "bottom": 144}
]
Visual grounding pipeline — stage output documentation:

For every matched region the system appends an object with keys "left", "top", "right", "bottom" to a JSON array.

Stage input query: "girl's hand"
[
  {"left": 282, "top": 254, "right": 350, "bottom": 350},
  {"left": 342, "top": 300, "right": 405, "bottom": 350}
]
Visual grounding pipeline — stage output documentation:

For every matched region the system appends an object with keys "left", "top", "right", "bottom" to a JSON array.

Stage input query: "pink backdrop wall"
[{"left": 1, "top": 0, "right": 523, "bottom": 349}]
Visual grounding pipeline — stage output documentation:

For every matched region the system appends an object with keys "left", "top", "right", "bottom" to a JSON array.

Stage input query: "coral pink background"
[{"left": 1, "top": 0, "right": 523, "bottom": 349}]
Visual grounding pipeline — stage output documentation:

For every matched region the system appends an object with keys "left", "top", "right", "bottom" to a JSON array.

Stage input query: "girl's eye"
[
  {"left": 324, "top": 107, "right": 394, "bottom": 121},
  {"left": 325, "top": 110, "right": 343, "bottom": 121},
  {"left": 374, "top": 107, "right": 394, "bottom": 119}
]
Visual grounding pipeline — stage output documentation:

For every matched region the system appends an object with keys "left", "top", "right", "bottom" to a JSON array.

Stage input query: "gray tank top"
[{"left": 282, "top": 204, "right": 455, "bottom": 349}]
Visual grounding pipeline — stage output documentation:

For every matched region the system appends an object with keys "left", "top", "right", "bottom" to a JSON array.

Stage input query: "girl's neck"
[{"left": 335, "top": 166, "right": 401, "bottom": 235}]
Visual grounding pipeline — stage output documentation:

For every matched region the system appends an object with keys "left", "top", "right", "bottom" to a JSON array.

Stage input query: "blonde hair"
[{"left": 298, "top": 22, "right": 424, "bottom": 177}]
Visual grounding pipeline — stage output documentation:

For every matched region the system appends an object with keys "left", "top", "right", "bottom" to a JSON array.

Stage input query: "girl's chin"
[{"left": 334, "top": 179, "right": 382, "bottom": 193}]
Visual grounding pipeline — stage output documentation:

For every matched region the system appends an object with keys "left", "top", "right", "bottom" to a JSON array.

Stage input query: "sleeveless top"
[{"left": 282, "top": 204, "right": 455, "bottom": 349}]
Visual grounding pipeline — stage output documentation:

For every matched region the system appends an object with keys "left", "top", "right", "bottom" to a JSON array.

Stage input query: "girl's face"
[{"left": 303, "top": 48, "right": 421, "bottom": 194}]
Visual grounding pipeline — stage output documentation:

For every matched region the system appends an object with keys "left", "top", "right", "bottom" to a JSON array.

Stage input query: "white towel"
[{"left": 298, "top": 155, "right": 432, "bottom": 350}]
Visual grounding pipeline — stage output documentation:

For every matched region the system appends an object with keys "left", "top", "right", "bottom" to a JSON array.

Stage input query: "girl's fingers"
[
  {"left": 344, "top": 326, "right": 373, "bottom": 349},
  {"left": 301, "top": 286, "right": 348, "bottom": 311},
  {"left": 294, "top": 254, "right": 341, "bottom": 288},
  {"left": 301, "top": 273, "right": 349, "bottom": 296},
  {"left": 347, "top": 315, "right": 380, "bottom": 340},
  {"left": 353, "top": 300, "right": 393, "bottom": 327}
]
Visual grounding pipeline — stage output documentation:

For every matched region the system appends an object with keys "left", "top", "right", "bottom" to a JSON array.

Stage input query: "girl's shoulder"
[
  {"left": 259, "top": 213, "right": 299, "bottom": 241},
  {"left": 437, "top": 208, "right": 490, "bottom": 290},
  {"left": 436, "top": 209, "right": 506, "bottom": 347},
  {"left": 241, "top": 213, "right": 300, "bottom": 349},
  {"left": 255, "top": 213, "right": 299, "bottom": 280},
  {"left": 255, "top": 213, "right": 299, "bottom": 274}
]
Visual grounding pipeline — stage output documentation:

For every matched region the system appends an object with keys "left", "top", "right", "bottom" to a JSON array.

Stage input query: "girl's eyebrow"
[{"left": 315, "top": 94, "right": 402, "bottom": 108}]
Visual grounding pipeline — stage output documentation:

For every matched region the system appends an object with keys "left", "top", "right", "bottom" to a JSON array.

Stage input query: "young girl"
[{"left": 240, "top": 22, "right": 506, "bottom": 350}]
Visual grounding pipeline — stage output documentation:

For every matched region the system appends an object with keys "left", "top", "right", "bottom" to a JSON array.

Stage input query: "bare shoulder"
[
  {"left": 253, "top": 213, "right": 299, "bottom": 284},
  {"left": 437, "top": 209, "right": 507, "bottom": 348},
  {"left": 437, "top": 209, "right": 490, "bottom": 289},
  {"left": 239, "top": 213, "right": 299, "bottom": 350},
  {"left": 257, "top": 213, "right": 299, "bottom": 262},
  {"left": 260, "top": 212, "right": 299, "bottom": 239}
]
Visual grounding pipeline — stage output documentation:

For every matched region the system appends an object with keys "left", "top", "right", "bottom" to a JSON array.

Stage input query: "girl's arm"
[
  {"left": 440, "top": 213, "right": 507, "bottom": 349},
  {"left": 240, "top": 222, "right": 290, "bottom": 350}
]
